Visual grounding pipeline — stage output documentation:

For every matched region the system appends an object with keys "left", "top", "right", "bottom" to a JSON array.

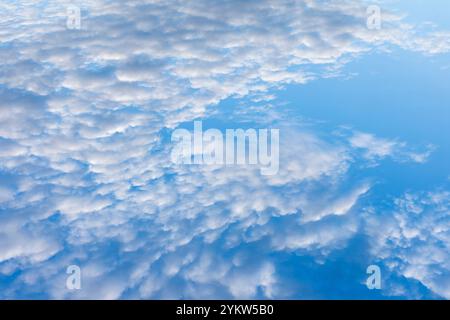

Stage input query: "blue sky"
[
  {"left": 0, "top": 0, "right": 450, "bottom": 299},
  {"left": 281, "top": 49, "right": 450, "bottom": 192}
]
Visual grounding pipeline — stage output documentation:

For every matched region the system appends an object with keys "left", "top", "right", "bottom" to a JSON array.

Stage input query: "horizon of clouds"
[{"left": 0, "top": 0, "right": 449, "bottom": 299}]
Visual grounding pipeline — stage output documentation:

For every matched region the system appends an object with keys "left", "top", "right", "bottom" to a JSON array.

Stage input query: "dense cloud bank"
[{"left": 0, "top": 0, "right": 449, "bottom": 298}]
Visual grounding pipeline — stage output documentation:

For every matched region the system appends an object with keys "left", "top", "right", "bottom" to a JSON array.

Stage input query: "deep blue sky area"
[{"left": 280, "top": 49, "right": 450, "bottom": 193}]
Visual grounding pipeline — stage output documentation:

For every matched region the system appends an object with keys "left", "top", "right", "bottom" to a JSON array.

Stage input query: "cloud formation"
[{"left": 0, "top": 0, "right": 449, "bottom": 299}]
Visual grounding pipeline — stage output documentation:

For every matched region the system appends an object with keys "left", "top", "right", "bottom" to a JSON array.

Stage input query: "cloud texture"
[{"left": 0, "top": 0, "right": 449, "bottom": 299}]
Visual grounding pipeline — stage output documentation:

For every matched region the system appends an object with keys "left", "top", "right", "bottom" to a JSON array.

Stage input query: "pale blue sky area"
[
  {"left": 280, "top": 48, "right": 450, "bottom": 193},
  {"left": 387, "top": 0, "right": 450, "bottom": 28}
]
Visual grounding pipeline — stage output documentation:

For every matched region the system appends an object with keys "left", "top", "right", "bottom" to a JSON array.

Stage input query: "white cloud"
[
  {"left": 0, "top": 0, "right": 448, "bottom": 299},
  {"left": 365, "top": 190, "right": 450, "bottom": 299}
]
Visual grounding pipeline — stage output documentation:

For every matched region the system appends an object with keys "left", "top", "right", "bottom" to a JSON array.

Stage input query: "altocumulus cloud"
[{"left": 0, "top": 0, "right": 449, "bottom": 299}]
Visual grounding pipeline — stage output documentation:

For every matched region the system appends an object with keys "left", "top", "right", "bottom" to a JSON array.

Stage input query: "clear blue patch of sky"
[
  {"left": 385, "top": 0, "right": 450, "bottom": 29},
  {"left": 277, "top": 48, "right": 450, "bottom": 195}
]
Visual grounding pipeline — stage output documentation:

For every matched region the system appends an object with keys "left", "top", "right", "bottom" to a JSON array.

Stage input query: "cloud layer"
[{"left": 0, "top": 0, "right": 449, "bottom": 299}]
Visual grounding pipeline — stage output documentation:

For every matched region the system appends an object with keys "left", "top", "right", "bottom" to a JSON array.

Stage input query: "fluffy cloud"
[
  {"left": 0, "top": 0, "right": 449, "bottom": 299},
  {"left": 365, "top": 191, "right": 450, "bottom": 299},
  {"left": 349, "top": 131, "right": 434, "bottom": 164}
]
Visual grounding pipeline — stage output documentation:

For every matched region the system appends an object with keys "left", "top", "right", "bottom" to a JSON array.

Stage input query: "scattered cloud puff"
[
  {"left": 0, "top": 0, "right": 449, "bottom": 299},
  {"left": 349, "top": 131, "right": 434, "bottom": 164},
  {"left": 365, "top": 190, "right": 450, "bottom": 299}
]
